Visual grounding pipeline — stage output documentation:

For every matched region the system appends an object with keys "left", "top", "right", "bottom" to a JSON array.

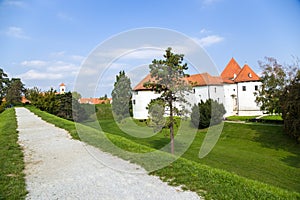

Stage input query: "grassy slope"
[
  {"left": 0, "top": 108, "right": 27, "bottom": 199},
  {"left": 28, "top": 106, "right": 300, "bottom": 199}
]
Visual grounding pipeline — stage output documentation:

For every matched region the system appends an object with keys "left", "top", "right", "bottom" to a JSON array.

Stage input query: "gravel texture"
[{"left": 16, "top": 107, "right": 201, "bottom": 200}]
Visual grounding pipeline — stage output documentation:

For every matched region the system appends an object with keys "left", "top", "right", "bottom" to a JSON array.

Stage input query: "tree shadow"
[{"left": 249, "top": 124, "right": 300, "bottom": 168}]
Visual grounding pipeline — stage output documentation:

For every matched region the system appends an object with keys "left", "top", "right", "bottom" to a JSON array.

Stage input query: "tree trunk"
[{"left": 169, "top": 99, "right": 174, "bottom": 154}]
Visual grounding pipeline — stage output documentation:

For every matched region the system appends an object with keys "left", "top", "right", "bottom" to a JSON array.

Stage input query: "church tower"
[{"left": 59, "top": 83, "right": 66, "bottom": 94}]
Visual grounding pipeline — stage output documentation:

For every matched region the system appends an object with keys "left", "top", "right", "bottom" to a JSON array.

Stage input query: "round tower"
[{"left": 59, "top": 83, "right": 66, "bottom": 94}]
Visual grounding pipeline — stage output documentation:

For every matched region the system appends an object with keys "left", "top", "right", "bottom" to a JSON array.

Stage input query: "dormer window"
[
  {"left": 233, "top": 73, "right": 237, "bottom": 79},
  {"left": 248, "top": 73, "right": 252, "bottom": 78}
]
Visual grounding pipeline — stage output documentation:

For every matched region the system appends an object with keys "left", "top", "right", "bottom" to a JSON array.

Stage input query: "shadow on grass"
[{"left": 249, "top": 124, "right": 300, "bottom": 168}]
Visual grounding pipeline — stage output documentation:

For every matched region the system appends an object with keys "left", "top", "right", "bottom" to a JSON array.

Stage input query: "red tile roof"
[
  {"left": 133, "top": 74, "right": 157, "bottom": 91},
  {"left": 60, "top": 83, "right": 65, "bottom": 86},
  {"left": 234, "top": 64, "right": 260, "bottom": 82},
  {"left": 79, "top": 98, "right": 112, "bottom": 104},
  {"left": 221, "top": 58, "right": 241, "bottom": 83},
  {"left": 186, "top": 73, "right": 223, "bottom": 86},
  {"left": 133, "top": 58, "right": 260, "bottom": 90}
]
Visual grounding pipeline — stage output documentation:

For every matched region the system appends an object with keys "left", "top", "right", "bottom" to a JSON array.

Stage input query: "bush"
[
  {"left": 0, "top": 101, "right": 7, "bottom": 114},
  {"left": 191, "top": 99, "right": 226, "bottom": 129}
]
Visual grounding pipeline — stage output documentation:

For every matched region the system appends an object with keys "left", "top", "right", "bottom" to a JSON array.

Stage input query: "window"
[
  {"left": 217, "top": 98, "right": 220, "bottom": 103},
  {"left": 233, "top": 89, "right": 235, "bottom": 91},
  {"left": 255, "top": 85, "right": 258, "bottom": 91},
  {"left": 242, "top": 86, "right": 246, "bottom": 91},
  {"left": 193, "top": 88, "right": 195, "bottom": 94},
  {"left": 133, "top": 100, "right": 136, "bottom": 105},
  {"left": 214, "top": 87, "right": 217, "bottom": 93}
]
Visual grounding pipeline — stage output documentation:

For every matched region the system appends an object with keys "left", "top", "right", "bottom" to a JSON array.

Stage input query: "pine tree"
[
  {"left": 144, "top": 47, "right": 191, "bottom": 154},
  {"left": 111, "top": 71, "right": 132, "bottom": 122}
]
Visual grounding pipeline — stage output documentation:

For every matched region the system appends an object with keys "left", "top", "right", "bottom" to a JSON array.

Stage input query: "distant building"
[
  {"left": 59, "top": 83, "right": 66, "bottom": 94},
  {"left": 78, "top": 98, "right": 112, "bottom": 104},
  {"left": 132, "top": 58, "right": 263, "bottom": 119}
]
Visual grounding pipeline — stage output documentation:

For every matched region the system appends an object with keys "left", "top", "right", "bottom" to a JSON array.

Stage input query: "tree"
[
  {"left": 0, "top": 68, "right": 9, "bottom": 103},
  {"left": 111, "top": 71, "right": 132, "bottom": 122},
  {"left": 254, "top": 57, "right": 287, "bottom": 114},
  {"left": 6, "top": 78, "right": 25, "bottom": 105},
  {"left": 147, "top": 98, "right": 166, "bottom": 132},
  {"left": 72, "top": 91, "right": 82, "bottom": 100},
  {"left": 281, "top": 68, "right": 300, "bottom": 142},
  {"left": 191, "top": 99, "right": 226, "bottom": 129},
  {"left": 25, "top": 87, "right": 41, "bottom": 105},
  {"left": 144, "top": 47, "right": 191, "bottom": 154}
]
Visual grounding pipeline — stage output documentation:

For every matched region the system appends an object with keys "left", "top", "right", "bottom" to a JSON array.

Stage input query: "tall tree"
[
  {"left": 144, "top": 47, "right": 191, "bottom": 154},
  {"left": 255, "top": 57, "right": 287, "bottom": 114},
  {"left": 255, "top": 57, "right": 299, "bottom": 115},
  {"left": 0, "top": 68, "right": 9, "bottom": 103},
  {"left": 25, "top": 87, "right": 41, "bottom": 105},
  {"left": 281, "top": 67, "right": 300, "bottom": 142},
  {"left": 111, "top": 71, "right": 132, "bottom": 122},
  {"left": 6, "top": 78, "right": 25, "bottom": 105}
]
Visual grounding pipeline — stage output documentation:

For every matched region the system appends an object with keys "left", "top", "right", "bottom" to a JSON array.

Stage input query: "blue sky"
[{"left": 0, "top": 0, "right": 299, "bottom": 97}]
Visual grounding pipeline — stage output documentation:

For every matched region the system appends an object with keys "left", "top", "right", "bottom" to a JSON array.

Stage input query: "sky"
[{"left": 0, "top": 0, "right": 299, "bottom": 97}]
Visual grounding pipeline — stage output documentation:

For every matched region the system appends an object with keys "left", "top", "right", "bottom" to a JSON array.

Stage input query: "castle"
[{"left": 132, "top": 58, "right": 263, "bottom": 119}]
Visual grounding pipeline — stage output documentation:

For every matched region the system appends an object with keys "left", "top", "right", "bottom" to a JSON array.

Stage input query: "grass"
[
  {"left": 226, "top": 115, "right": 258, "bottom": 121},
  {"left": 261, "top": 115, "right": 283, "bottom": 121},
  {"left": 27, "top": 106, "right": 300, "bottom": 199},
  {"left": 0, "top": 108, "right": 27, "bottom": 199}
]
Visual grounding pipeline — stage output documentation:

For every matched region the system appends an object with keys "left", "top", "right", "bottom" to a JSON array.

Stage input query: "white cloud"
[
  {"left": 47, "top": 62, "right": 79, "bottom": 73},
  {"left": 3, "top": 0, "right": 25, "bottom": 7},
  {"left": 192, "top": 35, "right": 224, "bottom": 47},
  {"left": 18, "top": 70, "right": 63, "bottom": 80},
  {"left": 21, "top": 60, "right": 47, "bottom": 67},
  {"left": 6, "top": 26, "right": 30, "bottom": 39}
]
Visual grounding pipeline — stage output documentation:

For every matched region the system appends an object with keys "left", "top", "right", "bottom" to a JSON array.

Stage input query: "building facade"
[{"left": 132, "top": 58, "right": 263, "bottom": 119}]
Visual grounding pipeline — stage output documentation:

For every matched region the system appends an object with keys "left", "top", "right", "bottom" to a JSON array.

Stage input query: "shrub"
[{"left": 191, "top": 99, "right": 226, "bottom": 129}]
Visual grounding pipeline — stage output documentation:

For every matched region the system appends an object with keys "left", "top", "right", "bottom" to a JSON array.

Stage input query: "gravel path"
[{"left": 16, "top": 107, "right": 201, "bottom": 200}]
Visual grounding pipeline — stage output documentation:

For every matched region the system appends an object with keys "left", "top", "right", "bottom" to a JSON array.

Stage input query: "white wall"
[
  {"left": 132, "top": 82, "right": 263, "bottom": 119},
  {"left": 223, "top": 84, "right": 238, "bottom": 117},
  {"left": 132, "top": 90, "right": 161, "bottom": 119},
  {"left": 237, "top": 81, "right": 263, "bottom": 116}
]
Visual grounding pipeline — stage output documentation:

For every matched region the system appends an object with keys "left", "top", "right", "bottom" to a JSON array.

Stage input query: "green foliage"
[
  {"left": 0, "top": 68, "right": 9, "bottom": 102},
  {"left": 144, "top": 47, "right": 192, "bottom": 153},
  {"left": 28, "top": 88, "right": 88, "bottom": 122},
  {"left": 0, "top": 109, "right": 27, "bottom": 199},
  {"left": 71, "top": 91, "right": 82, "bottom": 100},
  {"left": 25, "top": 87, "right": 41, "bottom": 104},
  {"left": 0, "top": 101, "right": 7, "bottom": 114},
  {"left": 95, "top": 104, "right": 114, "bottom": 120},
  {"left": 111, "top": 71, "right": 132, "bottom": 122},
  {"left": 147, "top": 98, "right": 166, "bottom": 132},
  {"left": 281, "top": 70, "right": 300, "bottom": 142},
  {"left": 29, "top": 108, "right": 300, "bottom": 199},
  {"left": 5, "top": 78, "right": 25, "bottom": 105},
  {"left": 255, "top": 57, "right": 299, "bottom": 115},
  {"left": 191, "top": 99, "right": 226, "bottom": 129}
]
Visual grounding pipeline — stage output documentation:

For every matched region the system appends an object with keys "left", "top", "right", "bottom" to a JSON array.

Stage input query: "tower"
[{"left": 59, "top": 83, "right": 66, "bottom": 94}]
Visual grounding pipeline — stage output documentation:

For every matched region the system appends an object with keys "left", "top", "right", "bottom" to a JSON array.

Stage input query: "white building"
[
  {"left": 132, "top": 58, "right": 263, "bottom": 119},
  {"left": 59, "top": 83, "right": 66, "bottom": 94}
]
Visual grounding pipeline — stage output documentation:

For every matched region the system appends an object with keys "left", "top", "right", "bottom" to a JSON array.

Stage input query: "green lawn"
[
  {"left": 226, "top": 115, "right": 258, "bottom": 121},
  {"left": 86, "top": 118, "right": 300, "bottom": 193},
  {"left": 28, "top": 106, "right": 300, "bottom": 199},
  {"left": 0, "top": 108, "right": 27, "bottom": 199},
  {"left": 260, "top": 115, "right": 283, "bottom": 121}
]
